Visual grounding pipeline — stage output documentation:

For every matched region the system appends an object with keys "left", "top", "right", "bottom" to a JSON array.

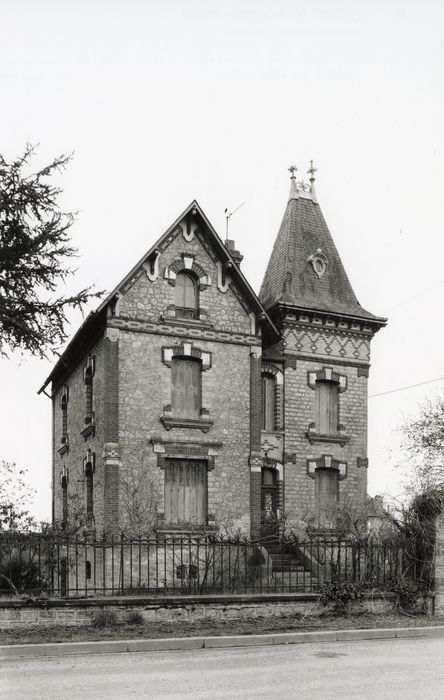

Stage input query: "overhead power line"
[{"left": 369, "top": 375, "right": 444, "bottom": 398}]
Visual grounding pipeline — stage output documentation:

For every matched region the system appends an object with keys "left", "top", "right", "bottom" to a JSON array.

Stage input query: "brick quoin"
[{"left": 103, "top": 335, "right": 120, "bottom": 535}]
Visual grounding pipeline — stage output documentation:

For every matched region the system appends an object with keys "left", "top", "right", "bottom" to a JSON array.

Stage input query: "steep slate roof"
[
  {"left": 39, "top": 200, "right": 278, "bottom": 395},
  {"left": 259, "top": 175, "right": 385, "bottom": 325}
]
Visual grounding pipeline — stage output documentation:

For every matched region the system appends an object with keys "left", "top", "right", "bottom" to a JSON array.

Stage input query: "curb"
[{"left": 1, "top": 626, "right": 444, "bottom": 659}]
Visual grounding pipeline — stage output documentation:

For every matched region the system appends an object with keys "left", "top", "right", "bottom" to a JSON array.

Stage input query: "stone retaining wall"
[{"left": 0, "top": 593, "right": 400, "bottom": 630}]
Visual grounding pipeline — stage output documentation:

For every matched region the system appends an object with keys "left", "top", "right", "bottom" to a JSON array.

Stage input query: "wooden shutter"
[
  {"left": 315, "top": 468, "right": 339, "bottom": 528},
  {"left": 172, "top": 358, "right": 201, "bottom": 419},
  {"left": 164, "top": 460, "right": 207, "bottom": 524},
  {"left": 315, "top": 381, "right": 338, "bottom": 434}
]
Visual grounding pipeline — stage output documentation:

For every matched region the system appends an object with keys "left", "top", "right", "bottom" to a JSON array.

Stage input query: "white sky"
[{"left": 1, "top": 0, "right": 443, "bottom": 521}]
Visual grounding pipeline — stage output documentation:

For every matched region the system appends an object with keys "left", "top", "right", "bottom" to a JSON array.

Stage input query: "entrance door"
[{"left": 261, "top": 467, "right": 278, "bottom": 540}]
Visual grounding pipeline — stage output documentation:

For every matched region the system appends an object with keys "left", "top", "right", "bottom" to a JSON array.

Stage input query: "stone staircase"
[{"left": 264, "top": 541, "right": 317, "bottom": 592}]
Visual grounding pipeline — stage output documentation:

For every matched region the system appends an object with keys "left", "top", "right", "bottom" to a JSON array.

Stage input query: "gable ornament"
[{"left": 307, "top": 249, "right": 328, "bottom": 278}]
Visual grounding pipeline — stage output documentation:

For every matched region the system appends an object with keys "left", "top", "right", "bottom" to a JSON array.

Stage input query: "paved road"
[{"left": 1, "top": 637, "right": 443, "bottom": 699}]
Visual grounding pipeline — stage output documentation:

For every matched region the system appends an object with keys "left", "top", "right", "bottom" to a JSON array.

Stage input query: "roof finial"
[
  {"left": 307, "top": 160, "right": 318, "bottom": 203},
  {"left": 307, "top": 160, "right": 317, "bottom": 181},
  {"left": 288, "top": 165, "right": 297, "bottom": 179}
]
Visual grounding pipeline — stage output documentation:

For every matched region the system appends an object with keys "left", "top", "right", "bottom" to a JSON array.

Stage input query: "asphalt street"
[{"left": 1, "top": 637, "right": 443, "bottom": 699}]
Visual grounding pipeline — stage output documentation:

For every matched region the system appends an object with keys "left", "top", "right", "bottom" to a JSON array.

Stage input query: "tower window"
[
  {"left": 315, "top": 380, "right": 338, "bottom": 435},
  {"left": 315, "top": 468, "right": 339, "bottom": 528},
  {"left": 261, "top": 374, "right": 276, "bottom": 431}
]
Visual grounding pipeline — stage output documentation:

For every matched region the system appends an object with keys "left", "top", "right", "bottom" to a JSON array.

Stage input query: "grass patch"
[
  {"left": 91, "top": 609, "right": 119, "bottom": 629},
  {"left": 125, "top": 610, "right": 144, "bottom": 626}
]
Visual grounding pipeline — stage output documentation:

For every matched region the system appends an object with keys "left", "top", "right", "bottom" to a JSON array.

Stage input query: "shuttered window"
[
  {"left": 315, "top": 468, "right": 339, "bottom": 528},
  {"left": 172, "top": 358, "right": 201, "bottom": 419},
  {"left": 261, "top": 375, "right": 275, "bottom": 431},
  {"left": 315, "top": 380, "right": 338, "bottom": 434},
  {"left": 164, "top": 460, "right": 207, "bottom": 524}
]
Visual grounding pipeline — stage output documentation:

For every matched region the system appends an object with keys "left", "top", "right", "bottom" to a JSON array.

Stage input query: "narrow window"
[
  {"left": 175, "top": 272, "right": 198, "bottom": 318},
  {"left": 85, "top": 463, "right": 94, "bottom": 524},
  {"left": 84, "top": 366, "right": 94, "bottom": 425},
  {"left": 85, "top": 561, "right": 92, "bottom": 580},
  {"left": 171, "top": 358, "right": 201, "bottom": 419},
  {"left": 61, "top": 475, "right": 68, "bottom": 530},
  {"left": 61, "top": 394, "right": 68, "bottom": 444},
  {"left": 261, "top": 374, "right": 275, "bottom": 431},
  {"left": 315, "top": 468, "right": 339, "bottom": 528},
  {"left": 315, "top": 380, "right": 338, "bottom": 434},
  {"left": 164, "top": 459, "right": 207, "bottom": 524}
]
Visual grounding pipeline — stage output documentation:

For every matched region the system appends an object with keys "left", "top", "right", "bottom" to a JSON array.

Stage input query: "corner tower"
[{"left": 259, "top": 165, "right": 386, "bottom": 530}]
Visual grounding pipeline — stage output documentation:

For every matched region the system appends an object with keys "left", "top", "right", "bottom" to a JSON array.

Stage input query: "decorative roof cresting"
[{"left": 288, "top": 161, "right": 318, "bottom": 203}]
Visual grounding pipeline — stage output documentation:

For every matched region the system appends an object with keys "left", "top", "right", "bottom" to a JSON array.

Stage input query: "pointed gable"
[{"left": 260, "top": 169, "right": 385, "bottom": 325}]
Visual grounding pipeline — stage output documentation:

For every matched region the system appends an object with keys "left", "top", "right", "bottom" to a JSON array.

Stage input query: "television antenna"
[{"left": 224, "top": 201, "right": 246, "bottom": 242}]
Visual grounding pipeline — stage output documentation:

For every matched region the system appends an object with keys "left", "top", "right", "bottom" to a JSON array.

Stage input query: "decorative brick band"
[{"left": 306, "top": 454, "right": 347, "bottom": 480}]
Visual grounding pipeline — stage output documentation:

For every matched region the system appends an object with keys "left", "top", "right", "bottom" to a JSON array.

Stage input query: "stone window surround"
[
  {"left": 261, "top": 362, "right": 284, "bottom": 432},
  {"left": 81, "top": 355, "right": 96, "bottom": 439},
  {"left": 162, "top": 255, "right": 212, "bottom": 326},
  {"left": 306, "top": 366, "right": 349, "bottom": 446},
  {"left": 161, "top": 342, "right": 213, "bottom": 432},
  {"left": 151, "top": 437, "right": 222, "bottom": 529},
  {"left": 57, "top": 385, "right": 70, "bottom": 456},
  {"left": 306, "top": 454, "right": 347, "bottom": 480}
]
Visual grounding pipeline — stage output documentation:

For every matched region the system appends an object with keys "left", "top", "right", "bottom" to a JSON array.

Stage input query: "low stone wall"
[{"left": 0, "top": 592, "right": 402, "bottom": 630}]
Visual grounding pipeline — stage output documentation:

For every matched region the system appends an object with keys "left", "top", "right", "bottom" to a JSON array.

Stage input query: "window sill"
[
  {"left": 161, "top": 416, "right": 213, "bottom": 433},
  {"left": 306, "top": 431, "right": 350, "bottom": 447},
  {"left": 81, "top": 422, "right": 96, "bottom": 439},
  {"left": 57, "top": 441, "right": 69, "bottom": 456}
]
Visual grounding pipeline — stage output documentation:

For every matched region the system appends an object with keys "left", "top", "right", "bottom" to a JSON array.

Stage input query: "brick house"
[{"left": 40, "top": 167, "right": 385, "bottom": 538}]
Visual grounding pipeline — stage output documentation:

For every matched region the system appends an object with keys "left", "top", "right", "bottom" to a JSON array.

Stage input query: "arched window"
[
  {"left": 261, "top": 374, "right": 275, "bottom": 431},
  {"left": 175, "top": 272, "right": 198, "bottom": 318}
]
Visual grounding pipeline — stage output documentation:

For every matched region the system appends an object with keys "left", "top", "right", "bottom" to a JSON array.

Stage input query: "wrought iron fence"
[{"left": 0, "top": 532, "right": 424, "bottom": 598}]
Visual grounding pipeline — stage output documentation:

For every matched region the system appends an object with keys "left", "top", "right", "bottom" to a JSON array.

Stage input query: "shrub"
[
  {"left": 125, "top": 610, "right": 144, "bottom": 625},
  {"left": 314, "top": 581, "right": 365, "bottom": 614},
  {"left": 0, "top": 555, "right": 42, "bottom": 594},
  {"left": 389, "top": 578, "right": 424, "bottom": 614},
  {"left": 91, "top": 609, "right": 119, "bottom": 628}
]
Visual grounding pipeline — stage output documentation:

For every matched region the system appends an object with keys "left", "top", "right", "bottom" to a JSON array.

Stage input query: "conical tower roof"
[{"left": 259, "top": 165, "right": 384, "bottom": 324}]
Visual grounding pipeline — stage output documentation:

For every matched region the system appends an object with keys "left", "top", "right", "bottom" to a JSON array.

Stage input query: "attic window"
[{"left": 175, "top": 271, "right": 199, "bottom": 319}]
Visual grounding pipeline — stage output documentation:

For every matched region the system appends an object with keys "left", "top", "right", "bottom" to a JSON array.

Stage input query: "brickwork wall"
[
  {"left": 281, "top": 322, "right": 370, "bottom": 522},
  {"left": 52, "top": 337, "right": 106, "bottom": 532}
]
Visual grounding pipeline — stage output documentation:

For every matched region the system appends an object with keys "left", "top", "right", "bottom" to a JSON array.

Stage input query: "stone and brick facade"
[{"left": 41, "top": 168, "right": 386, "bottom": 537}]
